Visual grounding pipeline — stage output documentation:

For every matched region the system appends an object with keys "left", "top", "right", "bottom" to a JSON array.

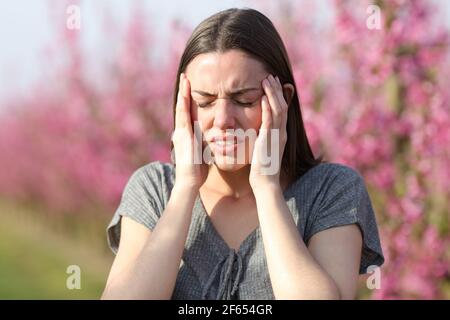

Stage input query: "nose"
[{"left": 213, "top": 98, "right": 236, "bottom": 129}]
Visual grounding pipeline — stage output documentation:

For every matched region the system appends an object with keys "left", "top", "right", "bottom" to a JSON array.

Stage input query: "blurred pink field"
[{"left": 0, "top": 0, "right": 449, "bottom": 299}]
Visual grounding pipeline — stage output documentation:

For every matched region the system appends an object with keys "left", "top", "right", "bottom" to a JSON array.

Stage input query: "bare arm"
[
  {"left": 101, "top": 183, "right": 198, "bottom": 299},
  {"left": 102, "top": 73, "right": 207, "bottom": 300},
  {"left": 253, "top": 184, "right": 362, "bottom": 300},
  {"left": 307, "top": 224, "right": 362, "bottom": 299}
]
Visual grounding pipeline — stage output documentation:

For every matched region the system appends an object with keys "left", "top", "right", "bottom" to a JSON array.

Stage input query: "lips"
[
  {"left": 208, "top": 135, "right": 244, "bottom": 155},
  {"left": 210, "top": 141, "right": 239, "bottom": 155},
  {"left": 210, "top": 135, "right": 240, "bottom": 144}
]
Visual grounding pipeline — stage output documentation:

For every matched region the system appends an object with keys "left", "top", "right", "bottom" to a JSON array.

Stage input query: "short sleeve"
[
  {"left": 304, "top": 165, "right": 385, "bottom": 274},
  {"left": 106, "top": 162, "right": 168, "bottom": 255}
]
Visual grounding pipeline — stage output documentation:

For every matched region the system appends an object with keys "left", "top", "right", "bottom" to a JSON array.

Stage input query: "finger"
[
  {"left": 281, "top": 105, "right": 288, "bottom": 136},
  {"left": 262, "top": 76, "right": 282, "bottom": 129},
  {"left": 260, "top": 95, "right": 272, "bottom": 130},
  {"left": 254, "top": 95, "right": 271, "bottom": 166},
  {"left": 183, "top": 74, "right": 193, "bottom": 126},
  {"left": 175, "top": 73, "right": 185, "bottom": 129},
  {"left": 175, "top": 73, "right": 192, "bottom": 133},
  {"left": 275, "top": 76, "right": 288, "bottom": 137},
  {"left": 273, "top": 76, "right": 288, "bottom": 112}
]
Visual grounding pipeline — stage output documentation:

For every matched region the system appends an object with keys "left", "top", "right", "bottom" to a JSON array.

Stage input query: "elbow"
[
  {"left": 285, "top": 278, "right": 342, "bottom": 300},
  {"left": 100, "top": 280, "right": 132, "bottom": 300},
  {"left": 306, "top": 284, "right": 341, "bottom": 300},
  {"left": 101, "top": 274, "right": 123, "bottom": 299},
  {"left": 324, "top": 283, "right": 341, "bottom": 300},
  {"left": 318, "top": 278, "right": 341, "bottom": 300},
  {"left": 100, "top": 282, "right": 121, "bottom": 300},
  {"left": 100, "top": 280, "right": 172, "bottom": 300},
  {"left": 100, "top": 291, "right": 112, "bottom": 300},
  {"left": 274, "top": 281, "right": 341, "bottom": 300}
]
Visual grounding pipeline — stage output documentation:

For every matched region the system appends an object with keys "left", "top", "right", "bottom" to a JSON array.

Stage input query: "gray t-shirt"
[{"left": 106, "top": 161, "right": 384, "bottom": 300}]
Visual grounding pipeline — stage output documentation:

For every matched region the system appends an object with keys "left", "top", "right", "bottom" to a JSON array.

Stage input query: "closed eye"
[
  {"left": 197, "top": 100, "right": 256, "bottom": 108},
  {"left": 235, "top": 101, "right": 254, "bottom": 107}
]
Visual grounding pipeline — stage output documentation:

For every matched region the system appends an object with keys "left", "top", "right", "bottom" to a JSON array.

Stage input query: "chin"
[{"left": 212, "top": 156, "right": 249, "bottom": 172}]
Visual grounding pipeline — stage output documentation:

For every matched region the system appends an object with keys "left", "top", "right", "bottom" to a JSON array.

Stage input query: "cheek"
[
  {"left": 190, "top": 102, "right": 209, "bottom": 133},
  {"left": 193, "top": 105, "right": 212, "bottom": 134}
]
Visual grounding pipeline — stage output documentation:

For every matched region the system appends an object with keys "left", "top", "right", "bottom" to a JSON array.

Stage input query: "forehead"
[{"left": 185, "top": 50, "right": 267, "bottom": 89}]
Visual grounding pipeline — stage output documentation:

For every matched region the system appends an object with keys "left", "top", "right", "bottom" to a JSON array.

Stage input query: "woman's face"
[{"left": 185, "top": 49, "right": 267, "bottom": 171}]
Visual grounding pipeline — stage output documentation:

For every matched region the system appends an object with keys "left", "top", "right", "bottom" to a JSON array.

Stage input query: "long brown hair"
[{"left": 171, "top": 8, "right": 323, "bottom": 185}]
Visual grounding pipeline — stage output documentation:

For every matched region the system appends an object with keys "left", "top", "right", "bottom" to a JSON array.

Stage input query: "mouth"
[{"left": 209, "top": 138, "right": 243, "bottom": 155}]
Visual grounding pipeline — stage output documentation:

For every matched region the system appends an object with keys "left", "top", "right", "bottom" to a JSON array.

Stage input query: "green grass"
[{"left": 0, "top": 200, "right": 114, "bottom": 299}]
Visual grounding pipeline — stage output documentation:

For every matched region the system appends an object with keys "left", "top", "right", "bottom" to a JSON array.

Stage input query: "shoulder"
[
  {"left": 131, "top": 161, "right": 175, "bottom": 184},
  {"left": 136, "top": 161, "right": 175, "bottom": 182},
  {"left": 285, "top": 162, "right": 369, "bottom": 217},
  {"left": 124, "top": 161, "right": 175, "bottom": 197},
  {"left": 296, "top": 163, "right": 385, "bottom": 273},
  {"left": 288, "top": 162, "right": 364, "bottom": 195}
]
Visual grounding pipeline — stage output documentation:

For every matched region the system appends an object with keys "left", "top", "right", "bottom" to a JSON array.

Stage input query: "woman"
[{"left": 102, "top": 8, "right": 384, "bottom": 300}]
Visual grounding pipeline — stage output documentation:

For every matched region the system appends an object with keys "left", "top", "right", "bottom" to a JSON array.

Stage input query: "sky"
[
  {"left": 0, "top": 0, "right": 252, "bottom": 100},
  {"left": 0, "top": 0, "right": 449, "bottom": 101}
]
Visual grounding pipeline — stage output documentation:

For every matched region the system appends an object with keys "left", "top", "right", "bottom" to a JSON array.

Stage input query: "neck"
[{"left": 202, "top": 164, "right": 253, "bottom": 199}]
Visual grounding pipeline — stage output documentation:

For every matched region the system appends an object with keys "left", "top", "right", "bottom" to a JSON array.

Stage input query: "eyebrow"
[{"left": 192, "top": 87, "right": 260, "bottom": 97}]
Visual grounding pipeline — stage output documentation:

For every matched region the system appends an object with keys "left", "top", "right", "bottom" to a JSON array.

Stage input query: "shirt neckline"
[{"left": 196, "top": 183, "right": 296, "bottom": 257}]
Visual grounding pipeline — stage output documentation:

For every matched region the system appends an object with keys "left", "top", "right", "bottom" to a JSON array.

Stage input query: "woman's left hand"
[{"left": 249, "top": 74, "right": 288, "bottom": 190}]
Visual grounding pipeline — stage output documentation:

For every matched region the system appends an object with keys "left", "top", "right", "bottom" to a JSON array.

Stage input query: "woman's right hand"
[{"left": 172, "top": 73, "right": 209, "bottom": 190}]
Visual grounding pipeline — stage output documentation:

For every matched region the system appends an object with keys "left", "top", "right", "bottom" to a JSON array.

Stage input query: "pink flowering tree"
[
  {"left": 0, "top": 0, "right": 448, "bottom": 298},
  {"left": 0, "top": 4, "right": 184, "bottom": 214},
  {"left": 273, "top": 0, "right": 450, "bottom": 298}
]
